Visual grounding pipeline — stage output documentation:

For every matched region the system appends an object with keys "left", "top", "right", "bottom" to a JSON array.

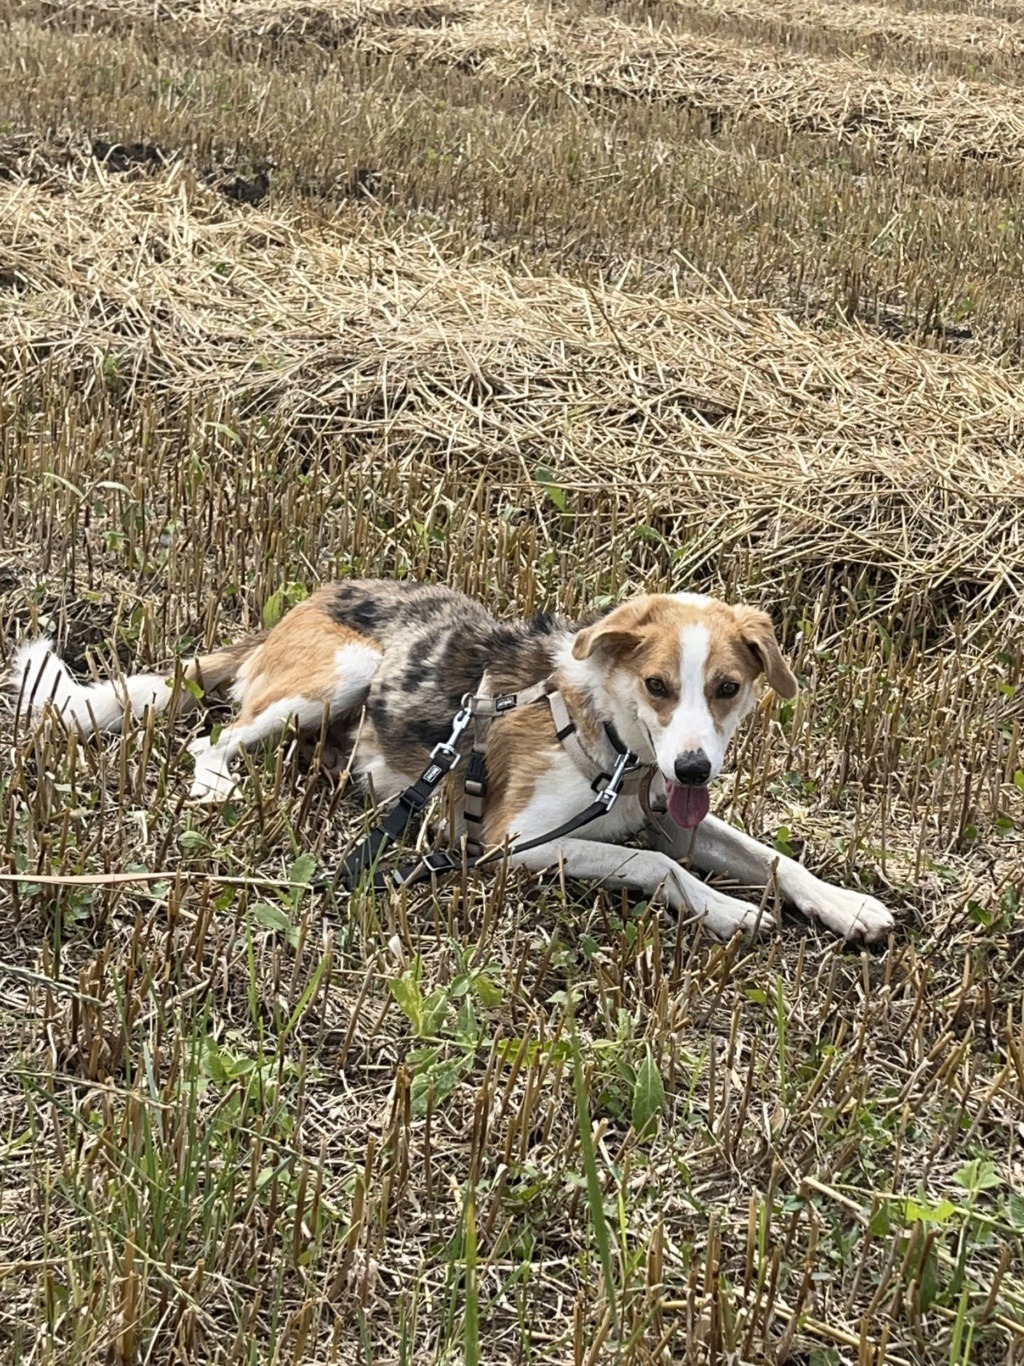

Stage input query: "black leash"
[
  {"left": 332, "top": 700, "right": 474, "bottom": 890},
  {"left": 325, "top": 699, "right": 641, "bottom": 894}
]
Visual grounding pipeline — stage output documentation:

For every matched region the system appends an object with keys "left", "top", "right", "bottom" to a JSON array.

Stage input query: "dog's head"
[{"left": 571, "top": 593, "right": 798, "bottom": 828}]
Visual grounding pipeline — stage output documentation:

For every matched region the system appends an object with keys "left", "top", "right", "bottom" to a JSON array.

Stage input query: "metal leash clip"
[
  {"left": 596, "top": 747, "right": 641, "bottom": 811},
  {"left": 430, "top": 701, "right": 474, "bottom": 765}
]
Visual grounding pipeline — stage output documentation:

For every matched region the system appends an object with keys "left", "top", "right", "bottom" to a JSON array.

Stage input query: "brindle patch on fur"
[{"left": 315, "top": 580, "right": 581, "bottom": 778}]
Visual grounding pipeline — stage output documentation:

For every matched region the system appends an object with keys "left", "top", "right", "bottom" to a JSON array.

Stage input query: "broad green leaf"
[
  {"left": 904, "top": 1197, "right": 956, "bottom": 1225},
  {"left": 289, "top": 852, "right": 317, "bottom": 890},
  {"left": 422, "top": 988, "right": 449, "bottom": 1037},
  {"left": 262, "top": 590, "right": 285, "bottom": 629},
  {"left": 472, "top": 974, "right": 503, "bottom": 1008},
  {"left": 631, "top": 1045, "right": 665, "bottom": 1138},
  {"left": 251, "top": 901, "right": 293, "bottom": 939},
  {"left": 389, "top": 976, "right": 424, "bottom": 1033},
  {"left": 955, "top": 1158, "right": 1002, "bottom": 1194}
]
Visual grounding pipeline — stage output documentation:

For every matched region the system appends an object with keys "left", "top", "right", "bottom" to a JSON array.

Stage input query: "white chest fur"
[{"left": 508, "top": 747, "right": 649, "bottom": 845}]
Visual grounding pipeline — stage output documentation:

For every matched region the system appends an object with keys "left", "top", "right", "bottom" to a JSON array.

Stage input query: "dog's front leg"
[
  {"left": 654, "top": 814, "right": 894, "bottom": 943},
  {"left": 509, "top": 837, "right": 768, "bottom": 941}
]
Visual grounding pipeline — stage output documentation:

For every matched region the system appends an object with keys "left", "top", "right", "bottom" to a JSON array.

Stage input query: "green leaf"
[
  {"left": 390, "top": 975, "right": 425, "bottom": 1034},
  {"left": 1006, "top": 1193, "right": 1024, "bottom": 1230},
  {"left": 579, "top": 933, "right": 600, "bottom": 961},
  {"left": 421, "top": 988, "right": 449, "bottom": 1038},
  {"left": 534, "top": 464, "right": 568, "bottom": 512},
  {"left": 250, "top": 901, "right": 298, "bottom": 947},
  {"left": 472, "top": 974, "right": 503, "bottom": 1009},
  {"left": 289, "top": 852, "right": 317, "bottom": 891},
  {"left": 463, "top": 1193, "right": 480, "bottom": 1366},
  {"left": 456, "top": 997, "right": 479, "bottom": 1047},
  {"left": 773, "top": 826, "right": 795, "bottom": 857},
  {"left": 967, "top": 900, "right": 993, "bottom": 929},
  {"left": 868, "top": 1204, "right": 891, "bottom": 1237},
  {"left": 263, "top": 590, "right": 285, "bottom": 629},
  {"left": 631, "top": 1045, "right": 665, "bottom": 1139},
  {"left": 569, "top": 1010, "right": 617, "bottom": 1319},
  {"left": 904, "top": 1197, "right": 956, "bottom": 1225},
  {"left": 409, "top": 1055, "right": 470, "bottom": 1116},
  {"left": 919, "top": 1246, "right": 941, "bottom": 1312},
  {"left": 203, "top": 1036, "right": 230, "bottom": 1085},
  {"left": 955, "top": 1158, "right": 1002, "bottom": 1195}
]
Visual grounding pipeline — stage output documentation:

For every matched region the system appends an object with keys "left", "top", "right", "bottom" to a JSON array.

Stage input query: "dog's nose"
[{"left": 674, "top": 750, "right": 711, "bottom": 786}]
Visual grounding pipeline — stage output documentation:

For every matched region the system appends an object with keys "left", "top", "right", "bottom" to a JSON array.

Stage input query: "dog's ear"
[
  {"left": 572, "top": 622, "right": 640, "bottom": 661},
  {"left": 571, "top": 599, "right": 650, "bottom": 662},
  {"left": 733, "top": 607, "right": 798, "bottom": 699}
]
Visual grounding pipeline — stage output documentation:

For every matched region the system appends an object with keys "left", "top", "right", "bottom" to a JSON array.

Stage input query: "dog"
[{"left": 10, "top": 581, "right": 894, "bottom": 942}]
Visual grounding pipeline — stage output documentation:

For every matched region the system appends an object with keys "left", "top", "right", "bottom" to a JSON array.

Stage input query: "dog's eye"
[
  {"left": 645, "top": 676, "right": 669, "bottom": 698},
  {"left": 716, "top": 680, "right": 740, "bottom": 699}
]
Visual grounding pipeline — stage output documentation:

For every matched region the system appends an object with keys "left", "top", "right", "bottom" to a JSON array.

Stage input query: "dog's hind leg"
[
  {"left": 654, "top": 813, "right": 894, "bottom": 943},
  {"left": 190, "top": 695, "right": 332, "bottom": 801},
  {"left": 189, "top": 620, "right": 382, "bottom": 802}
]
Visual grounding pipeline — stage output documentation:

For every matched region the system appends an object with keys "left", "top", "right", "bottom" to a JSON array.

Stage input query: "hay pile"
[
  {"left": 23, "top": 0, "right": 1024, "bottom": 161},
  {"left": 385, "top": 3, "right": 1024, "bottom": 162},
  {"left": 683, "top": 0, "right": 1024, "bottom": 60},
  {"left": 2, "top": 148, "right": 1023, "bottom": 620}
]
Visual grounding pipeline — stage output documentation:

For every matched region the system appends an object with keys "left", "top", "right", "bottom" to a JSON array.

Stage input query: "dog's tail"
[{"left": 8, "top": 634, "right": 265, "bottom": 735}]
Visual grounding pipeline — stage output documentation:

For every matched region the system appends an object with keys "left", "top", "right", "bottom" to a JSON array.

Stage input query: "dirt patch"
[{"left": 91, "top": 139, "right": 167, "bottom": 173}]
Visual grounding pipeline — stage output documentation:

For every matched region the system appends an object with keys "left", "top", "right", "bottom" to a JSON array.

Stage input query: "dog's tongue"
[{"left": 666, "top": 782, "right": 710, "bottom": 829}]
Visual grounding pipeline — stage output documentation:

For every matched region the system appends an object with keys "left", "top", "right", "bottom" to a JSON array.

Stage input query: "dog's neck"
[
  {"left": 550, "top": 643, "right": 645, "bottom": 771},
  {"left": 552, "top": 638, "right": 659, "bottom": 768}
]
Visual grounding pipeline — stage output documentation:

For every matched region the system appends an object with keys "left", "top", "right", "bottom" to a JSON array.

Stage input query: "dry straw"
[
  {"left": 42, "top": 0, "right": 1024, "bottom": 161},
  {"left": 2, "top": 149, "right": 1023, "bottom": 616}
]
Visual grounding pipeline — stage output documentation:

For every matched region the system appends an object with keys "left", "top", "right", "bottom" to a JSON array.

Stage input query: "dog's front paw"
[
  {"left": 799, "top": 883, "right": 894, "bottom": 943},
  {"left": 188, "top": 770, "right": 239, "bottom": 803},
  {"left": 685, "top": 883, "right": 774, "bottom": 942}
]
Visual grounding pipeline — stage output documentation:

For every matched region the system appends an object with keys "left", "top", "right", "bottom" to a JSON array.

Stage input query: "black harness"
[{"left": 333, "top": 680, "right": 655, "bottom": 893}]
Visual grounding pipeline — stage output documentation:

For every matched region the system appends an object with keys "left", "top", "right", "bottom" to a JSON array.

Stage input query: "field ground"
[{"left": 2, "top": 0, "right": 1024, "bottom": 1362}]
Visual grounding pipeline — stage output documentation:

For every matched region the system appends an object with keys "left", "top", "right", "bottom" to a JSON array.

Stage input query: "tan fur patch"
[
  {"left": 235, "top": 600, "right": 381, "bottom": 719},
  {"left": 481, "top": 704, "right": 562, "bottom": 845}
]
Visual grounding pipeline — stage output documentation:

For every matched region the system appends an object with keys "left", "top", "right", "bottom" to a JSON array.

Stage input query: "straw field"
[{"left": 1, "top": 0, "right": 1023, "bottom": 1362}]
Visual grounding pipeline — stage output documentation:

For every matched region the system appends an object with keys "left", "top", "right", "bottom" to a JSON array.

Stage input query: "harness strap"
[
  {"left": 384, "top": 793, "right": 626, "bottom": 890},
  {"left": 463, "top": 677, "right": 552, "bottom": 855},
  {"left": 332, "top": 679, "right": 655, "bottom": 894},
  {"left": 336, "top": 701, "right": 473, "bottom": 888},
  {"left": 546, "top": 692, "right": 649, "bottom": 799}
]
